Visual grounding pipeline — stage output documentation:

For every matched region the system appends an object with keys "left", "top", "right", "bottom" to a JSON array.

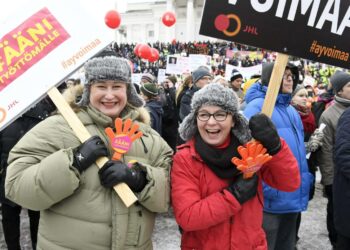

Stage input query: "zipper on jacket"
[{"left": 140, "top": 137, "right": 148, "bottom": 154}]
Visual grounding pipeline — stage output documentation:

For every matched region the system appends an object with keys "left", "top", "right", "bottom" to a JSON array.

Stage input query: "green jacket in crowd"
[{"left": 5, "top": 105, "right": 173, "bottom": 250}]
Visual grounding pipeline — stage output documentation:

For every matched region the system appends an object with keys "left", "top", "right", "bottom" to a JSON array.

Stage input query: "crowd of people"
[{"left": 1, "top": 43, "right": 350, "bottom": 250}]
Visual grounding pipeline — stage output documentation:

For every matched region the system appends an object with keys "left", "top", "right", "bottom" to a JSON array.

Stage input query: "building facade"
[{"left": 116, "top": 0, "right": 215, "bottom": 43}]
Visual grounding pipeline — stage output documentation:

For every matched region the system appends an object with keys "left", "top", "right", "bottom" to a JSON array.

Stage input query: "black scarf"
[{"left": 195, "top": 133, "right": 241, "bottom": 179}]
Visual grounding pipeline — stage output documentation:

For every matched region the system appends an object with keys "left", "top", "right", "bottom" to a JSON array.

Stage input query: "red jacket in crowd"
[{"left": 171, "top": 139, "right": 300, "bottom": 250}]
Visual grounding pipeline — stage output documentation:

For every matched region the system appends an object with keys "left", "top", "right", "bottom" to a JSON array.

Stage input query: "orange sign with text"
[{"left": 0, "top": 7, "right": 70, "bottom": 91}]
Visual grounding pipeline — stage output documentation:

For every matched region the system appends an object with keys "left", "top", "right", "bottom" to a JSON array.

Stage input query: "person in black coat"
[
  {"left": 333, "top": 107, "right": 350, "bottom": 250},
  {"left": 140, "top": 82, "right": 163, "bottom": 135},
  {"left": 159, "top": 75, "right": 178, "bottom": 152},
  {"left": 0, "top": 98, "right": 55, "bottom": 250}
]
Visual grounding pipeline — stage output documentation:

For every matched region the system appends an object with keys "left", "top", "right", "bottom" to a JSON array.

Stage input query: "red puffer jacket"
[{"left": 171, "top": 139, "right": 300, "bottom": 250}]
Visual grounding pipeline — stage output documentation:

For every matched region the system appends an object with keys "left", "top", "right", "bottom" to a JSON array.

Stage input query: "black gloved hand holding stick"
[
  {"left": 99, "top": 160, "right": 147, "bottom": 192},
  {"left": 249, "top": 113, "right": 281, "bottom": 155},
  {"left": 73, "top": 135, "right": 108, "bottom": 173}
]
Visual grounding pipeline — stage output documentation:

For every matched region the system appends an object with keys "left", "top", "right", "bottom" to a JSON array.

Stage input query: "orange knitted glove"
[{"left": 231, "top": 141, "right": 272, "bottom": 179}]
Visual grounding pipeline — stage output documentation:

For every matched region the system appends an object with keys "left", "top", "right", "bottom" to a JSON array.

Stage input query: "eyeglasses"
[{"left": 197, "top": 111, "right": 228, "bottom": 122}]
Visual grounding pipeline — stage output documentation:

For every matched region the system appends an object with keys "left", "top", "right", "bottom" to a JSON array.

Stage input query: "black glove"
[
  {"left": 98, "top": 160, "right": 147, "bottom": 192},
  {"left": 249, "top": 113, "right": 281, "bottom": 155},
  {"left": 226, "top": 174, "right": 259, "bottom": 204},
  {"left": 73, "top": 136, "right": 108, "bottom": 173}
]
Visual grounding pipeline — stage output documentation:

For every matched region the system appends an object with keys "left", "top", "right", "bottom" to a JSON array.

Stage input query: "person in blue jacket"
[
  {"left": 333, "top": 107, "right": 350, "bottom": 250},
  {"left": 243, "top": 62, "right": 314, "bottom": 250}
]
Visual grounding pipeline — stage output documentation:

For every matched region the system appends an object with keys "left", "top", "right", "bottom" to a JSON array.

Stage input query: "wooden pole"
[
  {"left": 47, "top": 87, "right": 138, "bottom": 207},
  {"left": 261, "top": 53, "right": 289, "bottom": 117}
]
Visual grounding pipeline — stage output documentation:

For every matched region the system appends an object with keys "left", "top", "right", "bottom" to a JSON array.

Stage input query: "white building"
[{"left": 115, "top": 0, "right": 215, "bottom": 43}]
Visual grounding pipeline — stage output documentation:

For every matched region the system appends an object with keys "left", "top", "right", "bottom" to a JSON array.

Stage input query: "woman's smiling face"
[
  {"left": 89, "top": 80, "right": 127, "bottom": 119},
  {"left": 196, "top": 105, "right": 234, "bottom": 146}
]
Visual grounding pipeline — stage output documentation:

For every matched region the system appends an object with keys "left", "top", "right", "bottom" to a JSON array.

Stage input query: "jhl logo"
[{"left": 214, "top": 14, "right": 241, "bottom": 37}]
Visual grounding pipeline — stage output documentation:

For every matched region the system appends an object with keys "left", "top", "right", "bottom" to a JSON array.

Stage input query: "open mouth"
[
  {"left": 206, "top": 129, "right": 220, "bottom": 135},
  {"left": 102, "top": 102, "right": 117, "bottom": 107}
]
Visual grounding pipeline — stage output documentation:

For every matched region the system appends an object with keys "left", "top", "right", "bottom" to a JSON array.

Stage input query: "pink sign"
[{"left": 0, "top": 7, "right": 70, "bottom": 91}]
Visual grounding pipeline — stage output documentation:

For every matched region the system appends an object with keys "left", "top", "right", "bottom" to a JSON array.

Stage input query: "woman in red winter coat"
[{"left": 171, "top": 83, "right": 301, "bottom": 250}]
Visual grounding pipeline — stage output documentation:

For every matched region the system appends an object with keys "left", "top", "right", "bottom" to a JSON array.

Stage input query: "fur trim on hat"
[
  {"left": 178, "top": 83, "right": 251, "bottom": 144},
  {"left": 77, "top": 55, "right": 144, "bottom": 108}
]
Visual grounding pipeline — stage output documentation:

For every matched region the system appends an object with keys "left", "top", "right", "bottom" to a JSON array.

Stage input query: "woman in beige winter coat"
[{"left": 5, "top": 50, "right": 173, "bottom": 250}]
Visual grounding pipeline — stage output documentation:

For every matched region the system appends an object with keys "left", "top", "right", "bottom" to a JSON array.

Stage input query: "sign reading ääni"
[{"left": 200, "top": 0, "right": 350, "bottom": 69}]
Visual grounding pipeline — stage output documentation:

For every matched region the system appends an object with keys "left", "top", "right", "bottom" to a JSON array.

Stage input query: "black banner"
[{"left": 200, "top": 0, "right": 350, "bottom": 69}]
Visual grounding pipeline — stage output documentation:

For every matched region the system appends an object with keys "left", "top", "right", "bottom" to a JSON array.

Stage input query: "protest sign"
[
  {"left": 131, "top": 73, "right": 142, "bottom": 85},
  {"left": 0, "top": 0, "right": 137, "bottom": 207},
  {"left": 200, "top": 0, "right": 350, "bottom": 116},
  {"left": 189, "top": 54, "right": 211, "bottom": 72},
  {"left": 166, "top": 55, "right": 190, "bottom": 75},
  {"left": 0, "top": 0, "right": 114, "bottom": 130},
  {"left": 200, "top": 0, "right": 349, "bottom": 69},
  {"left": 157, "top": 68, "right": 167, "bottom": 84}
]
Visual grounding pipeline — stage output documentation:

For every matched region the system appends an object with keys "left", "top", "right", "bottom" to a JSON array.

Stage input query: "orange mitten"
[
  {"left": 232, "top": 141, "right": 272, "bottom": 179},
  {"left": 105, "top": 118, "right": 143, "bottom": 160}
]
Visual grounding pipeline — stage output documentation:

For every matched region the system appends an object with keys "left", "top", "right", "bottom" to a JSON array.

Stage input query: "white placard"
[
  {"left": 0, "top": 0, "right": 114, "bottom": 131},
  {"left": 131, "top": 73, "right": 142, "bottom": 85},
  {"left": 166, "top": 56, "right": 190, "bottom": 75},
  {"left": 157, "top": 69, "right": 166, "bottom": 84},
  {"left": 225, "top": 64, "right": 262, "bottom": 81},
  {"left": 189, "top": 54, "right": 211, "bottom": 72}
]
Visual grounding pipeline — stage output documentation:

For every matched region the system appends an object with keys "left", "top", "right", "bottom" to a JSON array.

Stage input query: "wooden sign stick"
[
  {"left": 232, "top": 53, "right": 289, "bottom": 178},
  {"left": 47, "top": 87, "right": 137, "bottom": 207},
  {"left": 261, "top": 53, "right": 289, "bottom": 117}
]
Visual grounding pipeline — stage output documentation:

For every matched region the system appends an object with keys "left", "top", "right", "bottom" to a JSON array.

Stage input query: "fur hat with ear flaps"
[
  {"left": 77, "top": 49, "right": 144, "bottom": 108},
  {"left": 178, "top": 83, "right": 252, "bottom": 144}
]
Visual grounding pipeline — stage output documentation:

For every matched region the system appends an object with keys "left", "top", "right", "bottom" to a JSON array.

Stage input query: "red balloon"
[
  {"left": 105, "top": 10, "right": 121, "bottom": 29},
  {"left": 138, "top": 44, "right": 151, "bottom": 59},
  {"left": 148, "top": 48, "right": 159, "bottom": 62},
  {"left": 134, "top": 43, "right": 142, "bottom": 57},
  {"left": 162, "top": 11, "right": 176, "bottom": 27}
]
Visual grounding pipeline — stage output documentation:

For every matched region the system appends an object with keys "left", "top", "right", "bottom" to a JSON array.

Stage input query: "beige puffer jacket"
[{"left": 5, "top": 104, "right": 173, "bottom": 250}]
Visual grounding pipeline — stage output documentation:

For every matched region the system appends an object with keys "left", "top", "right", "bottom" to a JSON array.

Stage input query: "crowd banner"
[
  {"left": 0, "top": 0, "right": 138, "bottom": 207},
  {"left": 200, "top": 0, "right": 350, "bottom": 116}
]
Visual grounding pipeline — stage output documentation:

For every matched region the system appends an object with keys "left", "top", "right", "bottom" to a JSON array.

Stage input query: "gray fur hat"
[
  {"left": 77, "top": 53, "right": 144, "bottom": 107},
  {"left": 178, "top": 83, "right": 251, "bottom": 144}
]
